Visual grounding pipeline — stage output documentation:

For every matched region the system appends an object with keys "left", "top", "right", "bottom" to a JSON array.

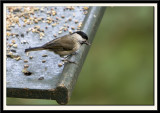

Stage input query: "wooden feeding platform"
[{"left": 6, "top": 6, "right": 106, "bottom": 105}]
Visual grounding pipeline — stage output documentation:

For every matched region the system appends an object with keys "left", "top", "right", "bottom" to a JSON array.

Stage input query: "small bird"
[{"left": 25, "top": 31, "right": 90, "bottom": 59}]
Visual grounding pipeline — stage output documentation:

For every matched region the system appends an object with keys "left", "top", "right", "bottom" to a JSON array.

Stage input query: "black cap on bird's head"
[
  {"left": 73, "top": 31, "right": 90, "bottom": 45},
  {"left": 74, "top": 31, "right": 88, "bottom": 40}
]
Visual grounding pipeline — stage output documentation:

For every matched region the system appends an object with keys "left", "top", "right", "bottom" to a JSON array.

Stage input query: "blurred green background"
[{"left": 7, "top": 6, "right": 154, "bottom": 105}]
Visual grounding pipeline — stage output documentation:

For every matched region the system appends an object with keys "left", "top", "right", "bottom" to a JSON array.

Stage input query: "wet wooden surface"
[{"left": 6, "top": 6, "right": 106, "bottom": 104}]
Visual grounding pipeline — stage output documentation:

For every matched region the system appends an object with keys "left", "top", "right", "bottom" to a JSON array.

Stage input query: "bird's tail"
[{"left": 25, "top": 46, "right": 44, "bottom": 52}]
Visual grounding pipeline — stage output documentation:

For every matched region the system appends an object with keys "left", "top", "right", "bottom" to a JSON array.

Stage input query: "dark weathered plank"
[
  {"left": 56, "top": 7, "right": 106, "bottom": 104},
  {"left": 6, "top": 6, "right": 106, "bottom": 105}
]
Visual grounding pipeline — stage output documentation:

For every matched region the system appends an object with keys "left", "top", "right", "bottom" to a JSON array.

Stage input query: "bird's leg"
[
  {"left": 64, "top": 55, "right": 70, "bottom": 59},
  {"left": 64, "top": 51, "right": 78, "bottom": 58},
  {"left": 61, "top": 55, "right": 77, "bottom": 64},
  {"left": 71, "top": 51, "right": 78, "bottom": 55},
  {"left": 61, "top": 59, "right": 77, "bottom": 64}
]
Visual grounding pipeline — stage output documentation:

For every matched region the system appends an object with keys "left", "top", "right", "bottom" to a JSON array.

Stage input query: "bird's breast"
[{"left": 73, "top": 42, "right": 81, "bottom": 51}]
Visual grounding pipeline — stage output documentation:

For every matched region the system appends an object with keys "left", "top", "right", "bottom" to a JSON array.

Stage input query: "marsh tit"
[{"left": 25, "top": 31, "right": 90, "bottom": 58}]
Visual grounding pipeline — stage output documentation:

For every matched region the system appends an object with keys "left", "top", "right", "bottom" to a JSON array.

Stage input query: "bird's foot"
[{"left": 61, "top": 59, "right": 77, "bottom": 64}]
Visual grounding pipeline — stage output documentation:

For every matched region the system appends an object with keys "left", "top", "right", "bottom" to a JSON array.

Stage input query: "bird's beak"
[{"left": 83, "top": 40, "right": 91, "bottom": 45}]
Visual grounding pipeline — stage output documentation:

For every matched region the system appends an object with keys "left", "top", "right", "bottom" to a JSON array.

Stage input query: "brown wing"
[{"left": 42, "top": 35, "right": 74, "bottom": 51}]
